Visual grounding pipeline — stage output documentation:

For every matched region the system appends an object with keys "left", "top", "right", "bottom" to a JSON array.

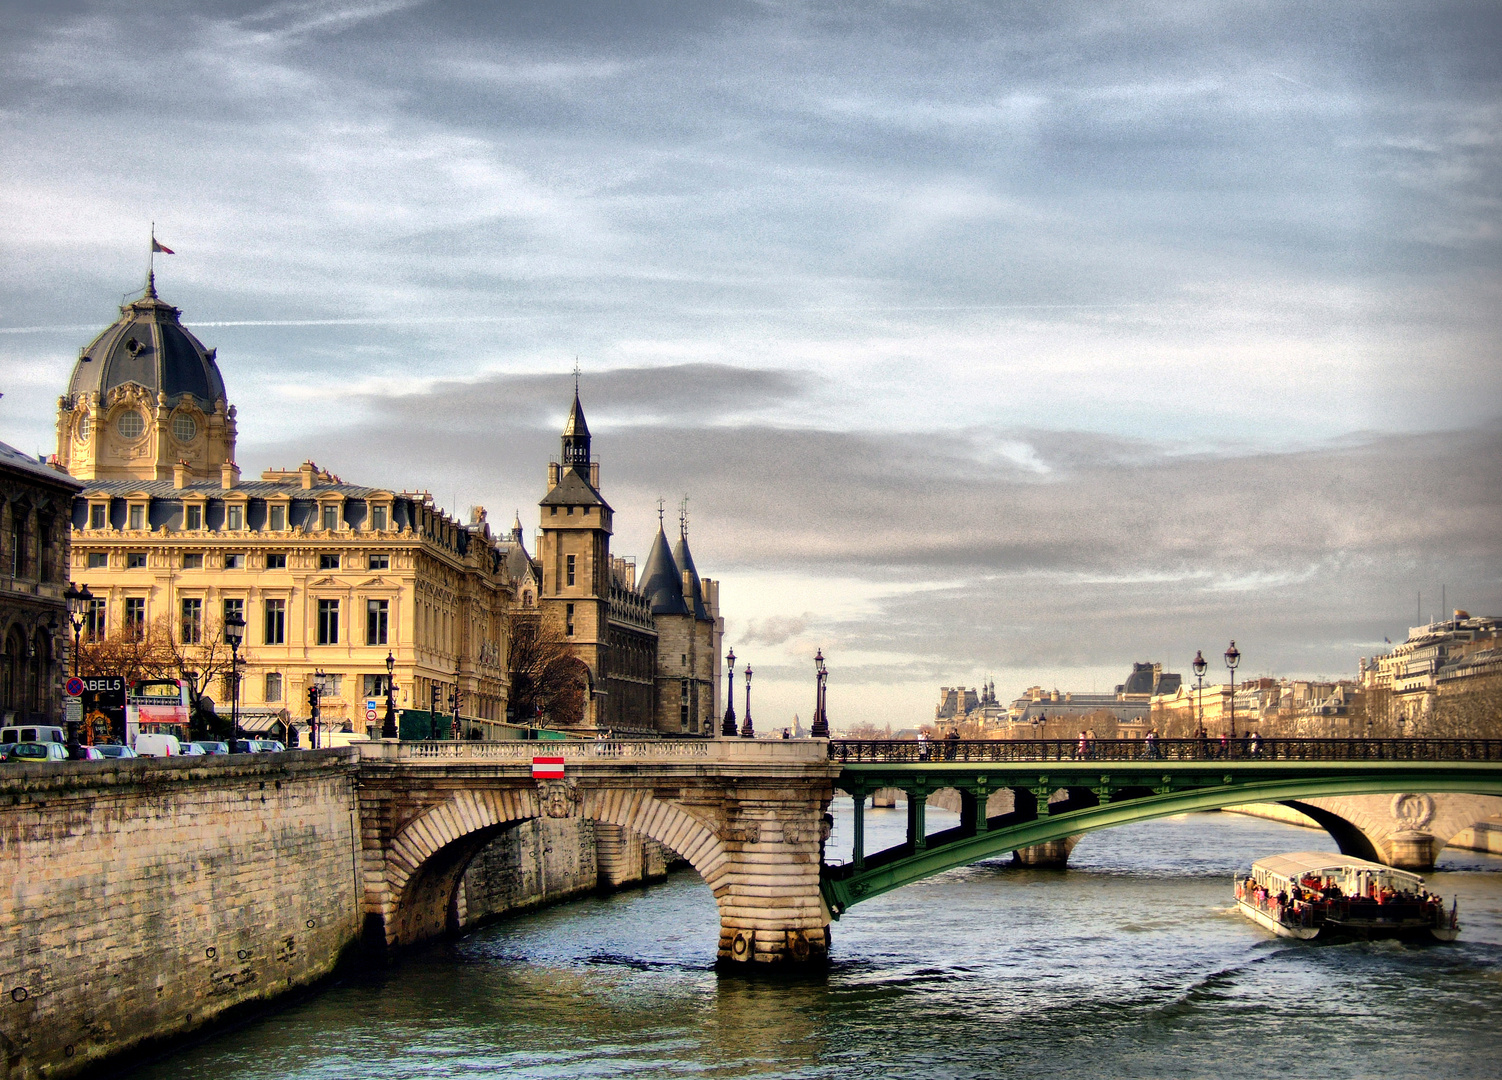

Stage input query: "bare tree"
[
  {"left": 78, "top": 614, "right": 252, "bottom": 737},
  {"left": 507, "top": 610, "right": 585, "bottom": 728}
]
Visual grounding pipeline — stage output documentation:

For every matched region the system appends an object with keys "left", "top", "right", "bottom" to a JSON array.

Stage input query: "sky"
[{"left": 1, "top": 0, "right": 1499, "bottom": 730}]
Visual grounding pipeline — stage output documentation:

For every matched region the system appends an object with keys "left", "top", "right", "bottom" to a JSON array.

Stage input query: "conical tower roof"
[
  {"left": 673, "top": 533, "right": 710, "bottom": 621},
  {"left": 639, "top": 527, "right": 689, "bottom": 615},
  {"left": 563, "top": 392, "right": 590, "bottom": 437}
]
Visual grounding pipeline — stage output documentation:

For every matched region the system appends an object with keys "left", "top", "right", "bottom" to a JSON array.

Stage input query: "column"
[{"left": 851, "top": 790, "right": 866, "bottom": 869}]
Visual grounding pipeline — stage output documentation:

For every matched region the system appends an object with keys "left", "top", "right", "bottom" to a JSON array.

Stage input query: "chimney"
[
  {"left": 589, "top": 462, "right": 600, "bottom": 488},
  {"left": 300, "top": 461, "right": 315, "bottom": 490},
  {"left": 547, "top": 463, "right": 559, "bottom": 490},
  {"left": 221, "top": 461, "right": 239, "bottom": 490},
  {"left": 174, "top": 460, "right": 190, "bottom": 489}
]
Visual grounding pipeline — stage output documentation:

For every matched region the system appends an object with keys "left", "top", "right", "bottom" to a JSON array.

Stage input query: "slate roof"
[
  {"left": 638, "top": 527, "right": 689, "bottom": 615},
  {"left": 539, "top": 467, "right": 610, "bottom": 509},
  {"left": 67, "top": 277, "right": 227, "bottom": 408},
  {"left": 673, "top": 533, "right": 709, "bottom": 621},
  {"left": 0, "top": 440, "right": 83, "bottom": 491},
  {"left": 74, "top": 478, "right": 392, "bottom": 499}
]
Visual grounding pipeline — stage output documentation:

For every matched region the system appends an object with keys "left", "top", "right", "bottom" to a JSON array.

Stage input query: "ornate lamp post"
[
  {"left": 721, "top": 648, "right": 737, "bottom": 737},
  {"left": 224, "top": 611, "right": 245, "bottom": 752},
  {"left": 740, "top": 664, "right": 754, "bottom": 738},
  {"left": 1224, "top": 639, "right": 1241, "bottom": 744},
  {"left": 63, "top": 583, "right": 91, "bottom": 751},
  {"left": 382, "top": 650, "right": 398, "bottom": 739},
  {"left": 451, "top": 665, "right": 462, "bottom": 741},
  {"left": 1192, "top": 649, "right": 1207, "bottom": 736},
  {"left": 811, "top": 648, "right": 829, "bottom": 738}
]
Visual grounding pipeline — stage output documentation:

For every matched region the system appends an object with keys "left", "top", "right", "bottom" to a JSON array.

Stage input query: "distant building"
[
  {"left": 932, "top": 662, "right": 1181, "bottom": 737},
  {"left": 1360, "top": 612, "right": 1501, "bottom": 722},
  {"left": 0, "top": 441, "right": 81, "bottom": 725}
]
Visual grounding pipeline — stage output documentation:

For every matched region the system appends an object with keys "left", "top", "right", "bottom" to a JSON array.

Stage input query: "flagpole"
[{"left": 149, "top": 221, "right": 155, "bottom": 282}]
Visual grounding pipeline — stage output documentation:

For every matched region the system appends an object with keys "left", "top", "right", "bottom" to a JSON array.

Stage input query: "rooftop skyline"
[{"left": 2, "top": 0, "right": 1498, "bottom": 726}]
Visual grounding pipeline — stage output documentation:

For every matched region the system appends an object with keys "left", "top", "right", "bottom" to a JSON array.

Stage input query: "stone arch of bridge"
[
  {"left": 823, "top": 773, "right": 1502, "bottom": 916},
  {"left": 375, "top": 786, "right": 729, "bottom": 947}
]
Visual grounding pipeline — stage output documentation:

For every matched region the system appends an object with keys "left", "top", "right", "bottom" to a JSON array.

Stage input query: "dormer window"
[
  {"left": 128, "top": 504, "right": 145, "bottom": 530},
  {"left": 185, "top": 505, "right": 202, "bottom": 530},
  {"left": 125, "top": 337, "right": 144, "bottom": 356},
  {"left": 321, "top": 505, "right": 338, "bottom": 531},
  {"left": 370, "top": 505, "right": 387, "bottom": 530},
  {"left": 226, "top": 505, "right": 244, "bottom": 530},
  {"left": 76, "top": 415, "right": 91, "bottom": 442},
  {"left": 268, "top": 505, "right": 286, "bottom": 531}
]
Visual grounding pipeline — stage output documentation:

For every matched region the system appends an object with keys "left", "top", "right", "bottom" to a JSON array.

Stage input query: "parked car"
[
  {"left": 230, "top": 739, "right": 263, "bottom": 753},
  {"left": 134, "top": 733, "right": 182, "bottom": 757},
  {"left": 73, "top": 746, "right": 106, "bottom": 760},
  {"left": 253, "top": 739, "right": 286, "bottom": 753},
  {"left": 176, "top": 741, "right": 205, "bottom": 756},
  {"left": 93, "top": 744, "right": 138, "bottom": 759},
  {"left": 2, "top": 741, "right": 70, "bottom": 762},
  {"left": 191, "top": 741, "right": 228, "bottom": 755},
  {"left": 0, "top": 725, "right": 66, "bottom": 746}
]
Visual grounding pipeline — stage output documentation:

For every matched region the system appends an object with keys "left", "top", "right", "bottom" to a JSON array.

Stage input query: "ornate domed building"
[{"left": 55, "top": 272, "right": 236, "bottom": 483}]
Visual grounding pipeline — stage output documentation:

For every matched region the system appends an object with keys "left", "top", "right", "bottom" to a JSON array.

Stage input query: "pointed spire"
[
  {"left": 673, "top": 521, "right": 709, "bottom": 622},
  {"left": 511, "top": 509, "right": 523, "bottom": 543},
  {"left": 144, "top": 267, "right": 158, "bottom": 300},
  {"left": 640, "top": 525, "right": 689, "bottom": 615},
  {"left": 560, "top": 376, "right": 591, "bottom": 470}
]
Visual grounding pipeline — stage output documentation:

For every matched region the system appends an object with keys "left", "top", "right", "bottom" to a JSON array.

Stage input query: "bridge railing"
[
  {"left": 357, "top": 738, "right": 831, "bottom": 764},
  {"left": 829, "top": 738, "right": 1502, "bottom": 764}
]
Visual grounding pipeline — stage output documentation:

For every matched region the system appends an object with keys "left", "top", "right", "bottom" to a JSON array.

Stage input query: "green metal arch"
[{"left": 822, "top": 772, "right": 1502, "bottom": 915}]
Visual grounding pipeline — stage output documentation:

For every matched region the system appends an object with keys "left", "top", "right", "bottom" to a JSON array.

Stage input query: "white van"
[
  {"left": 134, "top": 733, "right": 182, "bottom": 757},
  {"left": 1, "top": 725, "right": 66, "bottom": 745}
]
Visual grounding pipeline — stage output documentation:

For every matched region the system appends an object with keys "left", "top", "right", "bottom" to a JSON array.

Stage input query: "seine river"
[{"left": 129, "top": 805, "right": 1502, "bottom": 1080}]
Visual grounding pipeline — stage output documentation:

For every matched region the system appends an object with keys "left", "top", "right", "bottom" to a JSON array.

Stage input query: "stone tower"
[
  {"left": 55, "top": 273, "right": 237, "bottom": 483},
  {"left": 537, "top": 390, "right": 613, "bottom": 731}
]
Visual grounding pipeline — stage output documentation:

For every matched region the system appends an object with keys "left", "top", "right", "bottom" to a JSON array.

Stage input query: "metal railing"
[
  {"left": 829, "top": 738, "right": 1502, "bottom": 764},
  {"left": 400, "top": 739, "right": 713, "bottom": 760}
]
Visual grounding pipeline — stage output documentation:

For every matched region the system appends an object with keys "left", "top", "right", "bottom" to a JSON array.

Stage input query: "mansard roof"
[{"left": 638, "top": 527, "right": 689, "bottom": 616}]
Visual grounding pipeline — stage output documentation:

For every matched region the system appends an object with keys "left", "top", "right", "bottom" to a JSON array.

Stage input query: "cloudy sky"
[{"left": 2, "top": 0, "right": 1498, "bottom": 728}]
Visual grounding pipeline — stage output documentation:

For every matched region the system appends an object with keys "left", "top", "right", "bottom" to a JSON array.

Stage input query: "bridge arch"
[
  {"left": 824, "top": 773, "right": 1502, "bottom": 917},
  {"left": 372, "top": 785, "right": 730, "bottom": 947}
]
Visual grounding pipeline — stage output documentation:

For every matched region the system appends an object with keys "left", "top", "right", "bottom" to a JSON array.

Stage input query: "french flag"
[{"left": 532, "top": 756, "right": 566, "bottom": 779}]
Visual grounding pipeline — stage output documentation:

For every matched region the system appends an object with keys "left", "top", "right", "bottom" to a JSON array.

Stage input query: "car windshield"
[{"left": 8, "top": 744, "right": 50, "bottom": 757}]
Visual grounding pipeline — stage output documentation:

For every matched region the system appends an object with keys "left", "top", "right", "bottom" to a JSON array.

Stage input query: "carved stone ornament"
[
  {"left": 538, "top": 778, "right": 579, "bottom": 819},
  {"left": 1390, "top": 793, "right": 1436, "bottom": 830},
  {"left": 782, "top": 824, "right": 804, "bottom": 845},
  {"left": 721, "top": 820, "right": 762, "bottom": 844}
]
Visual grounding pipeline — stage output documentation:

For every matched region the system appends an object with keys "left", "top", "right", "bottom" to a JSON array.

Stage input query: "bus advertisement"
[{"left": 127, "top": 679, "right": 190, "bottom": 745}]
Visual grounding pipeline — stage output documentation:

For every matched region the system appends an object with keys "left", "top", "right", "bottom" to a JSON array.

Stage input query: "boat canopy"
[{"left": 1249, "top": 851, "right": 1424, "bottom": 892}]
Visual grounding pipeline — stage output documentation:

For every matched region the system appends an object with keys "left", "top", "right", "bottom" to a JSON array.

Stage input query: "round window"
[
  {"left": 76, "top": 415, "right": 91, "bottom": 442},
  {"left": 172, "top": 414, "right": 197, "bottom": 442},
  {"left": 116, "top": 411, "right": 145, "bottom": 439}
]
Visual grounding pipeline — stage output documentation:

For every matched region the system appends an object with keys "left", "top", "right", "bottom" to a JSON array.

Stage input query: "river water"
[{"left": 129, "top": 805, "right": 1502, "bottom": 1080}]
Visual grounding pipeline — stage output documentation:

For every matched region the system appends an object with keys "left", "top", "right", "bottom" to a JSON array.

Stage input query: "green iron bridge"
[{"left": 821, "top": 738, "right": 1502, "bottom": 918}]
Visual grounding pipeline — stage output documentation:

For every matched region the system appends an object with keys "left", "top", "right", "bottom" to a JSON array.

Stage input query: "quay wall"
[{"left": 0, "top": 750, "right": 364, "bottom": 1080}]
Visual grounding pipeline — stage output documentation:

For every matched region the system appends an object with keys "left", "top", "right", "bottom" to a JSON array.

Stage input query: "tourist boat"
[{"left": 1235, "top": 851, "right": 1460, "bottom": 942}]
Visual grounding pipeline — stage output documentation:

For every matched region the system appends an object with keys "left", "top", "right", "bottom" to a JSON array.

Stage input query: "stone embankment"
[{"left": 1, "top": 752, "right": 682, "bottom": 1080}]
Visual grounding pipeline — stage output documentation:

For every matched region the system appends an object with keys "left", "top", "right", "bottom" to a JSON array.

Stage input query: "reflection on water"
[{"left": 129, "top": 811, "right": 1502, "bottom": 1080}]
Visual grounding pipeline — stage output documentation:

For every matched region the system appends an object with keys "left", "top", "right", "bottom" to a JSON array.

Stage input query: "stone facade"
[
  {"left": 0, "top": 443, "right": 81, "bottom": 726},
  {"left": 53, "top": 280, "right": 516, "bottom": 735}
]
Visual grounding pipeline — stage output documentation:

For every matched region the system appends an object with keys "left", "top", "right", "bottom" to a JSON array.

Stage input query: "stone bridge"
[
  {"left": 355, "top": 739, "right": 839, "bottom": 964},
  {"left": 356, "top": 736, "right": 1502, "bottom": 963}
]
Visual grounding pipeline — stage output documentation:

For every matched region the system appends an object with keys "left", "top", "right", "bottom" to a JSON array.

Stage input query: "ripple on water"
[{"left": 121, "top": 813, "right": 1502, "bottom": 1080}]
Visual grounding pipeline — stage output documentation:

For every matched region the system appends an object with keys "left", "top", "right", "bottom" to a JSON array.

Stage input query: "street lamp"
[
  {"left": 740, "top": 664, "right": 754, "bottom": 738},
  {"left": 382, "top": 650, "right": 398, "bottom": 740},
  {"left": 721, "top": 648, "right": 737, "bottom": 737},
  {"left": 811, "top": 648, "right": 829, "bottom": 738},
  {"left": 451, "top": 665, "right": 462, "bottom": 741},
  {"left": 63, "top": 583, "right": 91, "bottom": 751},
  {"left": 1224, "top": 639, "right": 1241, "bottom": 743},
  {"left": 1192, "top": 649, "right": 1207, "bottom": 737},
  {"left": 224, "top": 611, "right": 245, "bottom": 752}
]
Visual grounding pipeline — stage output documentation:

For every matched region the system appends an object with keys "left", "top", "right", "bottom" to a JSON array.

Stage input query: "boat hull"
[{"left": 1238, "top": 900, "right": 1458, "bottom": 942}]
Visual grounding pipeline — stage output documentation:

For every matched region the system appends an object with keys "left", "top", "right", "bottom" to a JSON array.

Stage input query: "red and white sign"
[
  {"left": 65, "top": 677, "right": 85, "bottom": 697},
  {"left": 532, "top": 756, "right": 566, "bottom": 779}
]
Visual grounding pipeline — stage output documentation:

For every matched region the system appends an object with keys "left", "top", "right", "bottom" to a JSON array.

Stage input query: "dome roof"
[{"left": 67, "top": 274, "right": 226, "bottom": 409}]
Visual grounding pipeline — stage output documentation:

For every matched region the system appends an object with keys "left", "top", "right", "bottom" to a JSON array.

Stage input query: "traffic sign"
[
  {"left": 365, "top": 699, "right": 378, "bottom": 722},
  {"left": 65, "top": 677, "right": 85, "bottom": 697},
  {"left": 64, "top": 699, "right": 83, "bottom": 723}
]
